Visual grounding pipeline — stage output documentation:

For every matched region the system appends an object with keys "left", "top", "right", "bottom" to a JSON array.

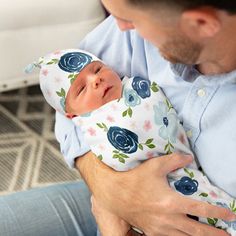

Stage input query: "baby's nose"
[{"left": 92, "top": 76, "right": 102, "bottom": 88}]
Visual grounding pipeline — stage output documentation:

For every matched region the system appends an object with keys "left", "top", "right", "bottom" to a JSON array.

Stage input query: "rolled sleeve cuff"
[{"left": 55, "top": 112, "right": 91, "bottom": 168}]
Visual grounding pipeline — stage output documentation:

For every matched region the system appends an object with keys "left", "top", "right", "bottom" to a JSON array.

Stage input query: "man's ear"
[
  {"left": 180, "top": 7, "right": 221, "bottom": 39},
  {"left": 65, "top": 112, "right": 76, "bottom": 119}
]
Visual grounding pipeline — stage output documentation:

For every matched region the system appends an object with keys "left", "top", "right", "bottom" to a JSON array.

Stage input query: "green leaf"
[
  {"left": 46, "top": 61, "right": 54, "bottom": 65},
  {"left": 102, "top": 123, "right": 106, "bottom": 129},
  {"left": 61, "top": 88, "right": 66, "bottom": 97},
  {"left": 145, "top": 138, "right": 154, "bottom": 144},
  {"left": 113, "top": 154, "right": 120, "bottom": 159},
  {"left": 199, "top": 192, "right": 208, "bottom": 197},
  {"left": 190, "top": 172, "right": 194, "bottom": 179},
  {"left": 207, "top": 218, "right": 216, "bottom": 226},
  {"left": 122, "top": 110, "right": 127, "bottom": 117},
  {"left": 230, "top": 200, "right": 236, "bottom": 212},
  {"left": 97, "top": 155, "right": 103, "bottom": 161},
  {"left": 119, "top": 153, "right": 129, "bottom": 158},
  {"left": 151, "top": 86, "right": 159, "bottom": 93},
  {"left": 169, "top": 142, "right": 174, "bottom": 149},
  {"left": 96, "top": 123, "right": 104, "bottom": 129},
  {"left": 184, "top": 168, "right": 190, "bottom": 175},
  {"left": 138, "top": 144, "right": 143, "bottom": 150},
  {"left": 147, "top": 144, "right": 156, "bottom": 149},
  {"left": 70, "top": 78, "right": 76, "bottom": 84},
  {"left": 128, "top": 107, "right": 133, "bottom": 117},
  {"left": 119, "top": 157, "right": 125, "bottom": 163},
  {"left": 52, "top": 59, "right": 59, "bottom": 63},
  {"left": 113, "top": 150, "right": 119, "bottom": 154},
  {"left": 68, "top": 74, "right": 74, "bottom": 79},
  {"left": 56, "top": 91, "right": 62, "bottom": 97},
  {"left": 164, "top": 143, "right": 168, "bottom": 151}
]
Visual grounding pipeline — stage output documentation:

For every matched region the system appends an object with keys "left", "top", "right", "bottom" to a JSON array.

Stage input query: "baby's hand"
[{"left": 91, "top": 195, "right": 131, "bottom": 236}]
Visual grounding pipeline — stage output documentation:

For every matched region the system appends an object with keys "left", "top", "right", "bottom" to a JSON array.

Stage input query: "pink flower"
[
  {"left": 143, "top": 120, "right": 152, "bottom": 131},
  {"left": 98, "top": 144, "right": 105, "bottom": 151},
  {"left": 209, "top": 191, "right": 218, "bottom": 198},
  {"left": 130, "top": 121, "right": 137, "bottom": 129},
  {"left": 106, "top": 115, "right": 115, "bottom": 122},
  {"left": 42, "top": 69, "right": 48, "bottom": 76},
  {"left": 53, "top": 50, "right": 61, "bottom": 55},
  {"left": 111, "top": 104, "right": 118, "bottom": 111},
  {"left": 46, "top": 89, "right": 52, "bottom": 97},
  {"left": 146, "top": 151, "right": 154, "bottom": 159},
  {"left": 144, "top": 103, "right": 151, "bottom": 111},
  {"left": 54, "top": 77, "right": 62, "bottom": 84},
  {"left": 87, "top": 127, "right": 96, "bottom": 136},
  {"left": 178, "top": 133, "right": 186, "bottom": 145}
]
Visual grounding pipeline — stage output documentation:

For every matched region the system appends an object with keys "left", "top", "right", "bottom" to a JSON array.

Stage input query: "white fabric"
[
  {"left": 0, "top": 0, "right": 105, "bottom": 91},
  {"left": 36, "top": 49, "right": 101, "bottom": 114},
  {"left": 73, "top": 76, "right": 236, "bottom": 234}
]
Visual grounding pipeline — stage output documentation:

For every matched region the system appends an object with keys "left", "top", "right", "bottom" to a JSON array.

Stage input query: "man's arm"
[
  {"left": 56, "top": 16, "right": 235, "bottom": 235},
  {"left": 76, "top": 151, "right": 235, "bottom": 236}
]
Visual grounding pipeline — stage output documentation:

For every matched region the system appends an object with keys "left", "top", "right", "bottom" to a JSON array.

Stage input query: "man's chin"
[{"left": 161, "top": 52, "right": 180, "bottom": 64}]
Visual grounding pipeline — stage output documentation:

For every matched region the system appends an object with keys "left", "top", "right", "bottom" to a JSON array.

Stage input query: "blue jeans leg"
[{"left": 0, "top": 181, "right": 98, "bottom": 236}]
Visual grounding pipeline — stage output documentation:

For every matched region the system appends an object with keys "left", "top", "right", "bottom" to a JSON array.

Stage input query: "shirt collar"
[{"left": 170, "top": 63, "right": 201, "bottom": 82}]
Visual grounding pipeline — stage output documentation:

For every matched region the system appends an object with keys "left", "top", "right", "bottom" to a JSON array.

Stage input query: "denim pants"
[{"left": 0, "top": 181, "right": 100, "bottom": 236}]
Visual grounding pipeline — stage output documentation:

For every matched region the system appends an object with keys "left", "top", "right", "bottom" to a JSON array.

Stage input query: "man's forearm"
[{"left": 75, "top": 151, "right": 116, "bottom": 198}]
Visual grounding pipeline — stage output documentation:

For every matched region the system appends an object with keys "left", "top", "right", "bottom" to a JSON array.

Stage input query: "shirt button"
[{"left": 197, "top": 89, "right": 206, "bottom": 97}]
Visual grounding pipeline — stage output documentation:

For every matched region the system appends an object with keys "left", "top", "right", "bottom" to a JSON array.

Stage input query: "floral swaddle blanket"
[{"left": 73, "top": 76, "right": 236, "bottom": 234}]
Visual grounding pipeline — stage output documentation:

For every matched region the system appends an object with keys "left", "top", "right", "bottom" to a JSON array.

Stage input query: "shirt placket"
[{"left": 182, "top": 78, "right": 219, "bottom": 149}]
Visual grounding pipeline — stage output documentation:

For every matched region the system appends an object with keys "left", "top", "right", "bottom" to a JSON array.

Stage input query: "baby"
[{"left": 29, "top": 49, "right": 236, "bottom": 235}]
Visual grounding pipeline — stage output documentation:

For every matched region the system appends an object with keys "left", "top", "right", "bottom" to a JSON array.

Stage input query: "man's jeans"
[{"left": 0, "top": 181, "right": 99, "bottom": 236}]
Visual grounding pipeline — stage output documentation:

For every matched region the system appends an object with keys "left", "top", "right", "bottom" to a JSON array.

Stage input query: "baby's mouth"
[{"left": 103, "top": 86, "right": 112, "bottom": 98}]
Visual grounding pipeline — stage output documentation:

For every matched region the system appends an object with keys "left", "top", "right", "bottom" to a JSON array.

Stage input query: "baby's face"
[{"left": 66, "top": 61, "right": 122, "bottom": 116}]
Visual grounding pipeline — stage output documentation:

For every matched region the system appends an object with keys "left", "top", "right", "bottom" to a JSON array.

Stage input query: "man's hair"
[{"left": 127, "top": 0, "right": 236, "bottom": 14}]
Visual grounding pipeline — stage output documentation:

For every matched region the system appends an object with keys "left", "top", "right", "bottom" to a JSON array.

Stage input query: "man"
[
  {"left": 56, "top": 0, "right": 236, "bottom": 235},
  {"left": 0, "top": 1, "right": 236, "bottom": 235}
]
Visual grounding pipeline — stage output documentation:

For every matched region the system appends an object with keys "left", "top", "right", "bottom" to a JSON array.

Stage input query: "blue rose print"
[
  {"left": 174, "top": 176, "right": 198, "bottom": 195},
  {"left": 153, "top": 102, "right": 178, "bottom": 143},
  {"left": 60, "top": 97, "right": 66, "bottom": 111},
  {"left": 124, "top": 89, "right": 141, "bottom": 107},
  {"left": 58, "top": 52, "right": 92, "bottom": 73},
  {"left": 107, "top": 126, "right": 139, "bottom": 154},
  {"left": 80, "top": 112, "right": 91, "bottom": 117},
  {"left": 216, "top": 202, "right": 236, "bottom": 230},
  {"left": 132, "top": 76, "right": 151, "bottom": 98}
]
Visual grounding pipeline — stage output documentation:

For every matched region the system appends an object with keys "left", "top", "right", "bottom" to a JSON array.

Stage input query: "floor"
[{"left": 0, "top": 85, "right": 80, "bottom": 196}]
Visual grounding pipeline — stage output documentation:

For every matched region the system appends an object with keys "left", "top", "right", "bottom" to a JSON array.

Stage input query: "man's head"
[
  {"left": 39, "top": 49, "right": 121, "bottom": 116},
  {"left": 102, "top": 0, "right": 236, "bottom": 71},
  {"left": 126, "top": 1, "right": 236, "bottom": 14}
]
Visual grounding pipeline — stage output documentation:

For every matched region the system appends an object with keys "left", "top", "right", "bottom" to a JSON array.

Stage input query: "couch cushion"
[{"left": 0, "top": 0, "right": 104, "bottom": 30}]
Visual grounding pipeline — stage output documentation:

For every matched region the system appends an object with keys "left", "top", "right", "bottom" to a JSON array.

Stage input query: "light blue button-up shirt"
[{"left": 55, "top": 16, "right": 236, "bottom": 197}]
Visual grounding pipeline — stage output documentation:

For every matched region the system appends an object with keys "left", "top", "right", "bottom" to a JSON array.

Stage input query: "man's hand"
[
  {"left": 76, "top": 152, "right": 236, "bottom": 236},
  {"left": 91, "top": 195, "right": 131, "bottom": 236}
]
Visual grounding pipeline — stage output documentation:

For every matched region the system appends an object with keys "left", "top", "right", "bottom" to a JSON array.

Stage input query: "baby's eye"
[
  {"left": 95, "top": 66, "right": 101, "bottom": 74},
  {"left": 78, "top": 86, "right": 85, "bottom": 95}
]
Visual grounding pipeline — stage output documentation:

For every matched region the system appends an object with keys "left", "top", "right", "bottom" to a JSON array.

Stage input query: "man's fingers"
[
  {"left": 175, "top": 194, "right": 236, "bottom": 221},
  {"left": 157, "top": 153, "right": 193, "bottom": 176},
  {"left": 164, "top": 229, "right": 189, "bottom": 236},
  {"left": 175, "top": 214, "right": 230, "bottom": 236}
]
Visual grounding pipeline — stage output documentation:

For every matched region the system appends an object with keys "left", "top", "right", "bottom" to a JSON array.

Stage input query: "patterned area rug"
[{"left": 0, "top": 85, "right": 80, "bottom": 196}]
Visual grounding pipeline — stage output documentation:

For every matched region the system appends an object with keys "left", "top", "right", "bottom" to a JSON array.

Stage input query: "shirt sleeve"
[{"left": 54, "top": 16, "right": 134, "bottom": 168}]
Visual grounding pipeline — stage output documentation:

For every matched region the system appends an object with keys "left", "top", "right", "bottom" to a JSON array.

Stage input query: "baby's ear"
[{"left": 65, "top": 113, "right": 75, "bottom": 119}]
